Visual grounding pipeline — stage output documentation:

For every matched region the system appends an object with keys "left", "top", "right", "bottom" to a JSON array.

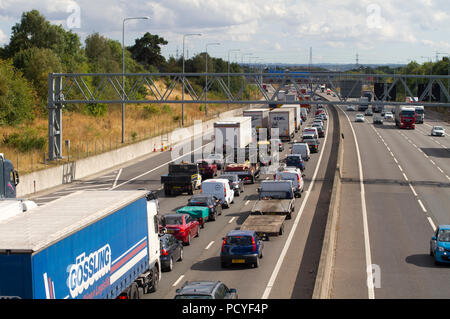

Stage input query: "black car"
[
  {"left": 187, "top": 194, "right": 222, "bottom": 221},
  {"left": 160, "top": 234, "right": 183, "bottom": 272},
  {"left": 219, "top": 174, "right": 245, "bottom": 196},
  {"left": 373, "top": 115, "right": 384, "bottom": 124},
  {"left": 174, "top": 281, "right": 238, "bottom": 299}
]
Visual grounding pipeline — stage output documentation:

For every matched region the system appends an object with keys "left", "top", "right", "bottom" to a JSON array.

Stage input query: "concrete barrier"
[
  {"left": 312, "top": 96, "right": 343, "bottom": 299},
  {"left": 16, "top": 107, "right": 245, "bottom": 197}
]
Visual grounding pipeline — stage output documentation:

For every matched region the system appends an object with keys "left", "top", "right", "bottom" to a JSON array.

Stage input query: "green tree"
[
  {"left": 128, "top": 32, "right": 168, "bottom": 70},
  {"left": 13, "top": 47, "right": 63, "bottom": 109},
  {"left": 0, "top": 59, "right": 36, "bottom": 125},
  {"left": 3, "top": 10, "right": 85, "bottom": 72}
]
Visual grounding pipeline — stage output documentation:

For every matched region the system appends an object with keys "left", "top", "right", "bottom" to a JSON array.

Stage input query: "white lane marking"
[
  {"left": 409, "top": 184, "right": 418, "bottom": 197},
  {"left": 429, "top": 159, "right": 435, "bottom": 165},
  {"left": 402, "top": 173, "right": 409, "bottom": 181},
  {"left": 418, "top": 199, "right": 427, "bottom": 213},
  {"left": 393, "top": 157, "right": 398, "bottom": 164},
  {"left": 205, "top": 241, "right": 214, "bottom": 250},
  {"left": 398, "top": 165, "right": 403, "bottom": 172},
  {"left": 111, "top": 142, "right": 212, "bottom": 190},
  {"left": 341, "top": 109, "right": 375, "bottom": 299},
  {"left": 437, "top": 167, "right": 444, "bottom": 174},
  {"left": 172, "top": 275, "right": 185, "bottom": 287},
  {"left": 228, "top": 217, "right": 236, "bottom": 224},
  {"left": 245, "top": 200, "right": 250, "bottom": 206},
  {"left": 262, "top": 111, "right": 330, "bottom": 299},
  {"left": 428, "top": 217, "right": 437, "bottom": 232},
  {"left": 111, "top": 168, "right": 122, "bottom": 189}
]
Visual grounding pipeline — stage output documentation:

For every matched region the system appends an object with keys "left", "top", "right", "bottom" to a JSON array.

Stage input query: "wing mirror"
[{"left": 432, "top": 236, "right": 437, "bottom": 241}]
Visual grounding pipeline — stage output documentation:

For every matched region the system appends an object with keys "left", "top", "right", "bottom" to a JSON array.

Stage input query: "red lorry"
[{"left": 196, "top": 159, "right": 218, "bottom": 179}]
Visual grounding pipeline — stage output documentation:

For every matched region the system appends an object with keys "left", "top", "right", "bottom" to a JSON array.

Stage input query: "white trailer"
[
  {"left": 281, "top": 104, "right": 301, "bottom": 132},
  {"left": 214, "top": 117, "right": 253, "bottom": 152},
  {"left": 243, "top": 109, "right": 270, "bottom": 130},
  {"left": 269, "top": 108, "right": 295, "bottom": 142}
]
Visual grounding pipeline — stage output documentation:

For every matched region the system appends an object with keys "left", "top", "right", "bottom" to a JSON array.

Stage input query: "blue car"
[
  {"left": 220, "top": 230, "right": 263, "bottom": 268},
  {"left": 285, "top": 154, "right": 305, "bottom": 172},
  {"left": 430, "top": 225, "right": 450, "bottom": 265}
]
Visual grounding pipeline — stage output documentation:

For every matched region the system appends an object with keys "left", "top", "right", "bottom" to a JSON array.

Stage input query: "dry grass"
[{"left": 1, "top": 79, "right": 258, "bottom": 175}]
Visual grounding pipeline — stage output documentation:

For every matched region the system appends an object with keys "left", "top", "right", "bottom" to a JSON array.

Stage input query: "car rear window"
[
  {"left": 225, "top": 235, "right": 253, "bottom": 245},
  {"left": 165, "top": 216, "right": 183, "bottom": 225}
]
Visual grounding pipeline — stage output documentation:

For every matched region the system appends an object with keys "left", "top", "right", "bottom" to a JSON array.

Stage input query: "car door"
[
  {"left": 184, "top": 215, "right": 193, "bottom": 237},
  {"left": 431, "top": 227, "right": 439, "bottom": 252}
]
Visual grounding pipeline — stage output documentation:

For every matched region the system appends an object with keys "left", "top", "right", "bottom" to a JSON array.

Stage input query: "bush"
[
  {"left": 84, "top": 103, "right": 108, "bottom": 117},
  {"left": 142, "top": 104, "right": 160, "bottom": 118},
  {"left": 3, "top": 128, "right": 46, "bottom": 152}
]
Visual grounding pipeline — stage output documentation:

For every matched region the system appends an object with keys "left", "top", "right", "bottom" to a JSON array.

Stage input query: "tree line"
[{"left": 0, "top": 10, "right": 245, "bottom": 126}]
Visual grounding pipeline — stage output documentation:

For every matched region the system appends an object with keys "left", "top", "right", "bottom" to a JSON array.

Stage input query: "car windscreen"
[
  {"left": 434, "top": 126, "right": 443, "bottom": 130},
  {"left": 225, "top": 235, "right": 253, "bottom": 245},
  {"left": 438, "top": 229, "right": 450, "bottom": 242},
  {"left": 165, "top": 216, "right": 183, "bottom": 225}
]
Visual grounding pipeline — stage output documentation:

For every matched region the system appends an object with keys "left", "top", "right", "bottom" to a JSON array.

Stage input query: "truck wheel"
[
  {"left": 279, "top": 224, "right": 284, "bottom": 235},
  {"left": 148, "top": 267, "right": 159, "bottom": 293}
]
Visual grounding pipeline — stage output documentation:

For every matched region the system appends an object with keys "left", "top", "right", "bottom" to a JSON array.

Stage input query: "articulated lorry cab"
[
  {"left": 0, "top": 153, "right": 19, "bottom": 199},
  {"left": 394, "top": 105, "right": 416, "bottom": 129},
  {"left": 0, "top": 190, "right": 161, "bottom": 299}
]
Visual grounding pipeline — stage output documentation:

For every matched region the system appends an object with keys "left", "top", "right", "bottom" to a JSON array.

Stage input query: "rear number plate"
[{"left": 232, "top": 259, "right": 245, "bottom": 263}]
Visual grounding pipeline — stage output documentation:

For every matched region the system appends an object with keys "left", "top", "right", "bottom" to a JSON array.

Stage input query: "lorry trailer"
[{"left": 0, "top": 190, "right": 161, "bottom": 299}]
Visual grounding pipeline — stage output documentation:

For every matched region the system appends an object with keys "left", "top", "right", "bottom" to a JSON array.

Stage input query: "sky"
[{"left": 1, "top": 0, "right": 450, "bottom": 65}]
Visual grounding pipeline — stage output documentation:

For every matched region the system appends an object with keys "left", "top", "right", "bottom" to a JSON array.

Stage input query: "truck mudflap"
[{"left": 240, "top": 215, "right": 286, "bottom": 240}]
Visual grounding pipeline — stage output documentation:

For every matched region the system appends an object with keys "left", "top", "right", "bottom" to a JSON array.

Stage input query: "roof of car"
[
  {"left": 177, "top": 281, "right": 220, "bottom": 295},
  {"left": 438, "top": 225, "right": 450, "bottom": 230}
]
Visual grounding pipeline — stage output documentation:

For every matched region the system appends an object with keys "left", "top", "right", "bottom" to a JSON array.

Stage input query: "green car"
[{"left": 176, "top": 206, "right": 210, "bottom": 228}]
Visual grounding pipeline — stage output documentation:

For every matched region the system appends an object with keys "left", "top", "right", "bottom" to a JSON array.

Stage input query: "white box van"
[
  {"left": 201, "top": 179, "right": 234, "bottom": 208},
  {"left": 291, "top": 143, "right": 310, "bottom": 161}
]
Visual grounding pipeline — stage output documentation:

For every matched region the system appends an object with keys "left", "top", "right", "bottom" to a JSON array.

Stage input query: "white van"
[
  {"left": 201, "top": 179, "right": 234, "bottom": 208},
  {"left": 291, "top": 143, "right": 310, "bottom": 161},
  {"left": 274, "top": 170, "right": 304, "bottom": 198}
]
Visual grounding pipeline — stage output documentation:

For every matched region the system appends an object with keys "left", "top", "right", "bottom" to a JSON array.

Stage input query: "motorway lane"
[{"left": 334, "top": 105, "right": 450, "bottom": 298}]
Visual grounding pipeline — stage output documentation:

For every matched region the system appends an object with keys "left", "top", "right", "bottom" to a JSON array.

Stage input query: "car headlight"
[{"left": 439, "top": 246, "right": 445, "bottom": 252}]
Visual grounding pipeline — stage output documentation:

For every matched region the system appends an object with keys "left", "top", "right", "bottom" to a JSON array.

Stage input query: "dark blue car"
[
  {"left": 285, "top": 154, "right": 305, "bottom": 172},
  {"left": 220, "top": 230, "right": 263, "bottom": 268},
  {"left": 430, "top": 225, "right": 450, "bottom": 265}
]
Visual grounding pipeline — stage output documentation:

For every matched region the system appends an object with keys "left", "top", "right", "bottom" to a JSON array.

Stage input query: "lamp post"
[
  {"left": 182, "top": 33, "right": 202, "bottom": 126},
  {"left": 205, "top": 42, "right": 220, "bottom": 116},
  {"left": 122, "top": 16, "right": 149, "bottom": 144}
]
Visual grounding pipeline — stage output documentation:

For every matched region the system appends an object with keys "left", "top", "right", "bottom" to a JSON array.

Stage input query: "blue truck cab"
[{"left": 0, "top": 190, "right": 161, "bottom": 299}]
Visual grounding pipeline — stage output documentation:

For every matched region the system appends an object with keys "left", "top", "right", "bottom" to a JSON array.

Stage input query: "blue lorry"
[
  {"left": 0, "top": 153, "right": 19, "bottom": 199},
  {"left": 0, "top": 190, "right": 161, "bottom": 299}
]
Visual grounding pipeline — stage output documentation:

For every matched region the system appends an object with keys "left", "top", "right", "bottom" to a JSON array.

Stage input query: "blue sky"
[{"left": 1, "top": 0, "right": 449, "bottom": 65}]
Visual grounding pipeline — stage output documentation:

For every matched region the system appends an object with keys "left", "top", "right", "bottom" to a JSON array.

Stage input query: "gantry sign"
[{"left": 48, "top": 71, "right": 450, "bottom": 160}]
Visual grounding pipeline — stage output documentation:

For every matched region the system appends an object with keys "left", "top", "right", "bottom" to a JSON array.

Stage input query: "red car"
[
  {"left": 315, "top": 109, "right": 325, "bottom": 116},
  {"left": 196, "top": 159, "right": 218, "bottom": 179},
  {"left": 163, "top": 214, "right": 200, "bottom": 245}
]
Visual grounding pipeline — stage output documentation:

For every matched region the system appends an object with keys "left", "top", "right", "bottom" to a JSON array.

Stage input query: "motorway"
[
  {"left": 29, "top": 96, "right": 339, "bottom": 299},
  {"left": 28, "top": 91, "right": 450, "bottom": 299},
  {"left": 328, "top": 96, "right": 450, "bottom": 299}
]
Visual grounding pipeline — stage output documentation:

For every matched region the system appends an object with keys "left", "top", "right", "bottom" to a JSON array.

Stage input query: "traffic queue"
[{"left": 157, "top": 98, "right": 329, "bottom": 299}]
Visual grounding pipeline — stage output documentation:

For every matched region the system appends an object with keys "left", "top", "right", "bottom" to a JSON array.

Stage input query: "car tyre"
[
  {"left": 253, "top": 257, "right": 260, "bottom": 268},
  {"left": 167, "top": 256, "right": 174, "bottom": 272},
  {"left": 185, "top": 234, "right": 191, "bottom": 246},
  {"left": 178, "top": 247, "right": 184, "bottom": 261},
  {"left": 221, "top": 261, "right": 228, "bottom": 268}
]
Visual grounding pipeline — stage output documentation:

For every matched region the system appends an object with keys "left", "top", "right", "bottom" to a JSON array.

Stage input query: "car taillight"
[
  {"left": 222, "top": 238, "right": 227, "bottom": 252},
  {"left": 208, "top": 205, "right": 214, "bottom": 209},
  {"left": 161, "top": 249, "right": 168, "bottom": 256},
  {"left": 252, "top": 237, "right": 256, "bottom": 252},
  {"left": 224, "top": 185, "right": 227, "bottom": 196}
]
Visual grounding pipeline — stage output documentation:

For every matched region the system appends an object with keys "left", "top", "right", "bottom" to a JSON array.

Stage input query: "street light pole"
[
  {"left": 205, "top": 42, "right": 220, "bottom": 116},
  {"left": 122, "top": 16, "right": 149, "bottom": 144},
  {"left": 182, "top": 33, "right": 201, "bottom": 126}
]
